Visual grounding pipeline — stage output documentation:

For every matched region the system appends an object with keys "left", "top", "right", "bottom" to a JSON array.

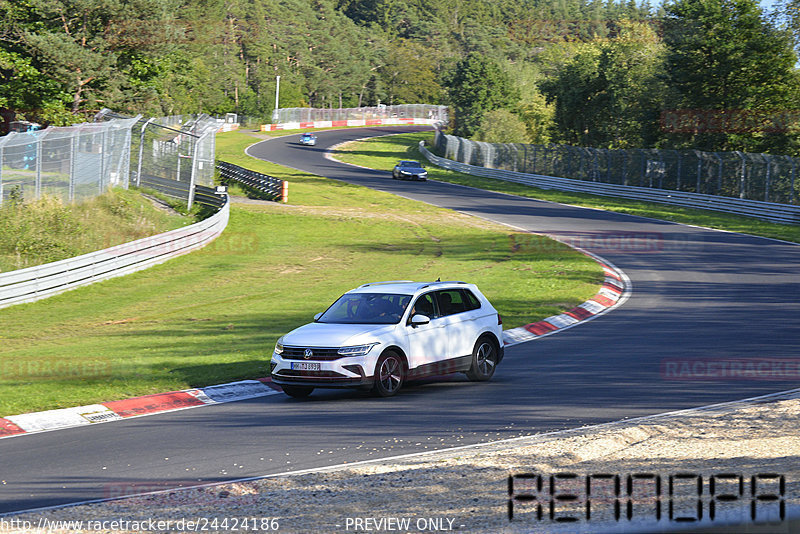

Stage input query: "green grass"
[
  {"left": 0, "top": 129, "right": 601, "bottom": 415},
  {"left": 0, "top": 188, "right": 192, "bottom": 272},
  {"left": 331, "top": 132, "right": 800, "bottom": 244}
]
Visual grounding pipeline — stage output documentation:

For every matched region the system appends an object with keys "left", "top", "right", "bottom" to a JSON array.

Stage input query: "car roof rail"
[
  {"left": 357, "top": 280, "right": 415, "bottom": 288},
  {"left": 419, "top": 280, "right": 468, "bottom": 289}
]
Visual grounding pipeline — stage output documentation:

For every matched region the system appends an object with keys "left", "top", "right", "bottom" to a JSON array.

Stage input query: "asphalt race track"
[{"left": 1, "top": 126, "right": 799, "bottom": 515}]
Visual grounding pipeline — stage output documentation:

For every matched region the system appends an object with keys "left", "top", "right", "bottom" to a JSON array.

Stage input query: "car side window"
[
  {"left": 435, "top": 289, "right": 470, "bottom": 316},
  {"left": 461, "top": 289, "right": 482, "bottom": 311},
  {"left": 409, "top": 292, "right": 438, "bottom": 320}
]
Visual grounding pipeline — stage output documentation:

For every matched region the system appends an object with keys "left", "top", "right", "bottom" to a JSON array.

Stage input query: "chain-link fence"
[
  {"left": 272, "top": 104, "right": 448, "bottom": 124},
  {"left": 0, "top": 111, "right": 220, "bottom": 209},
  {"left": 435, "top": 132, "right": 800, "bottom": 205},
  {"left": 128, "top": 114, "right": 219, "bottom": 196},
  {"left": 0, "top": 116, "right": 141, "bottom": 205}
]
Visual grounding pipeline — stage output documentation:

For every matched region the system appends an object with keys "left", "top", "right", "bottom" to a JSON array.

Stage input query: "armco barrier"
[
  {"left": 419, "top": 143, "right": 800, "bottom": 225},
  {"left": 0, "top": 194, "right": 229, "bottom": 310},
  {"left": 217, "top": 161, "right": 285, "bottom": 202}
]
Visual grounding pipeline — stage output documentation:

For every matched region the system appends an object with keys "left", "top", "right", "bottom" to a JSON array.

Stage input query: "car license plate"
[{"left": 291, "top": 362, "right": 321, "bottom": 371}]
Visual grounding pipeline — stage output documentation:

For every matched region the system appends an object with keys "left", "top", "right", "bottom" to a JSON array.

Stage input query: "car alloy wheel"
[
  {"left": 466, "top": 338, "right": 497, "bottom": 381},
  {"left": 373, "top": 351, "right": 404, "bottom": 397}
]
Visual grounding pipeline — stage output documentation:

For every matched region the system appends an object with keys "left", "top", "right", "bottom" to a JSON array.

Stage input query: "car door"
[
  {"left": 404, "top": 292, "right": 448, "bottom": 371},
  {"left": 434, "top": 289, "right": 480, "bottom": 360}
]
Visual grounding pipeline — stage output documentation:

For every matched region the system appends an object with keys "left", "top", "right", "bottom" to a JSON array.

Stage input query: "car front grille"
[
  {"left": 282, "top": 346, "right": 343, "bottom": 361},
  {"left": 276, "top": 369, "right": 347, "bottom": 378}
]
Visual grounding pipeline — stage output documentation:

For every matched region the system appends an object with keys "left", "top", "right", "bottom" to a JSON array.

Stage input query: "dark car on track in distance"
[{"left": 392, "top": 160, "right": 428, "bottom": 181}]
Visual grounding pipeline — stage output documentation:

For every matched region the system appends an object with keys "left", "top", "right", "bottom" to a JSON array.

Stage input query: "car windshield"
[
  {"left": 317, "top": 293, "right": 411, "bottom": 324},
  {"left": 401, "top": 161, "right": 420, "bottom": 167}
]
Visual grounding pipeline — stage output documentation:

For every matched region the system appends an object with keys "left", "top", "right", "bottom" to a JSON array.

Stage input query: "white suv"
[{"left": 270, "top": 281, "right": 504, "bottom": 398}]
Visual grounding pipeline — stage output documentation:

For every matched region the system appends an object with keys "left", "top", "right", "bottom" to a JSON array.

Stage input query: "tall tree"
[
  {"left": 541, "top": 22, "right": 667, "bottom": 148},
  {"left": 447, "top": 52, "right": 517, "bottom": 137},
  {"left": 380, "top": 40, "right": 442, "bottom": 105},
  {"left": 662, "top": 0, "right": 800, "bottom": 152}
]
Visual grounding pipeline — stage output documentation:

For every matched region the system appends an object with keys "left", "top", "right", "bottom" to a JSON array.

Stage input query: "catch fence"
[
  {"left": 0, "top": 110, "right": 221, "bottom": 209},
  {"left": 272, "top": 105, "right": 448, "bottom": 124},
  {"left": 435, "top": 132, "right": 799, "bottom": 205},
  {"left": 0, "top": 116, "right": 140, "bottom": 205}
]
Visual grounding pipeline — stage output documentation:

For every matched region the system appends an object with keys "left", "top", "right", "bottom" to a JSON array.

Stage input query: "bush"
[
  {"left": 0, "top": 189, "right": 188, "bottom": 272},
  {"left": 474, "top": 109, "right": 531, "bottom": 144}
]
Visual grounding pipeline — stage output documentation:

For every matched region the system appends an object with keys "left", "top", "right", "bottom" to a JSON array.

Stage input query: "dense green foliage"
[{"left": 2, "top": 0, "right": 799, "bottom": 153}]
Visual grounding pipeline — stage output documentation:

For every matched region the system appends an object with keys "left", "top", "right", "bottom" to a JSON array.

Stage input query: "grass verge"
[
  {"left": 0, "top": 129, "right": 601, "bottom": 415},
  {"left": 0, "top": 188, "right": 192, "bottom": 272},
  {"left": 331, "top": 132, "right": 800, "bottom": 244}
]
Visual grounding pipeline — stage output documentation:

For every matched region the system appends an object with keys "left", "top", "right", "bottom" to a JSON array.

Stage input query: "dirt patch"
[{"left": 8, "top": 391, "right": 799, "bottom": 533}]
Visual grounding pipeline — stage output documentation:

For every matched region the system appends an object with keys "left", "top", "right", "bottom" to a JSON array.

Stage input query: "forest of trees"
[{"left": 2, "top": 0, "right": 800, "bottom": 154}]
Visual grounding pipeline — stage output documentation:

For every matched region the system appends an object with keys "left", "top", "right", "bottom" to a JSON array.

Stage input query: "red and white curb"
[
  {"left": 503, "top": 257, "right": 630, "bottom": 345},
  {"left": 261, "top": 118, "right": 438, "bottom": 131},
  {"left": 0, "top": 257, "right": 628, "bottom": 441},
  {"left": 0, "top": 379, "right": 283, "bottom": 440}
]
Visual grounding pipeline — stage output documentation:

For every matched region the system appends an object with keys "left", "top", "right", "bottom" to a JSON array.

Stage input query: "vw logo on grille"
[{"left": 304, "top": 348, "right": 313, "bottom": 359}]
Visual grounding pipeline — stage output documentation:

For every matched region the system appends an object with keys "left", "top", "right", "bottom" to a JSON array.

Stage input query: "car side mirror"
[
  {"left": 314, "top": 312, "right": 323, "bottom": 321},
  {"left": 410, "top": 314, "right": 430, "bottom": 326}
]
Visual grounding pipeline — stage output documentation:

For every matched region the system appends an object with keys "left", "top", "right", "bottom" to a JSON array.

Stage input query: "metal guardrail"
[
  {"left": 0, "top": 194, "right": 230, "bottom": 310},
  {"left": 139, "top": 175, "right": 226, "bottom": 210},
  {"left": 420, "top": 143, "right": 800, "bottom": 225},
  {"left": 434, "top": 131, "right": 800, "bottom": 206},
  {"left": 217, "top": 161, "right": 285, "bottom": 202}
]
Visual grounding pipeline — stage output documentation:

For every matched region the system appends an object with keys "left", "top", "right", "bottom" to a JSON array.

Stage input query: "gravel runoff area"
[{"left": 3, "top": 389, "right": 799, "bottom": 534}]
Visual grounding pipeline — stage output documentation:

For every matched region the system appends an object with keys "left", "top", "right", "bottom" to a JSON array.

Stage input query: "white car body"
[{"left": 270, "top": 281, "right": 504, "bottom": 397}]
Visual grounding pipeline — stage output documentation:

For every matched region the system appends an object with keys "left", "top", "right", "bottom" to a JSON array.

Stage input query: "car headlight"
[
  {"left": 274, "top": 337, "right": 284, "bottom": 355},
  {"left": 337, "top": 343, "right": 379, "bottom": 357}
]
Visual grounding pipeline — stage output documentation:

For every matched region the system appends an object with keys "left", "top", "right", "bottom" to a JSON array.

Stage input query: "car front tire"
[
  {"left": 281, "top": 385, "right": 314, "bottom": 398},
  {"left": 466, "top": 337, "right": 498, "bottom": 381},
  {"left": 372, "top": 351, "right": 405, "bottom": 397}
]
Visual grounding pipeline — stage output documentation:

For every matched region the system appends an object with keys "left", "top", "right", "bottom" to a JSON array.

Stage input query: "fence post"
[
  {"left": 187, "top": 132, "right": 205, "bottom": 210},
  {"left": 0, "top": 144, "right": 3, "bottom": 204},
  {"left": 764, "top": 155, "right": 772, "bottom": 203},
  {"left": 521, "top": 144, "right": 527, "bottom": 174},
  {"left": 35, "top": 133, "right": 42, "bottom": 199},
  {"left": 99, "top": 127, "right": 107, "bottom": 194},
  {"left": 281, "top": 180, "right": 289, "bottom": 202},
  {"left": 69, "top": 132, "right": 77, "bottom": 202},
  {"left": 690, "top": 150, "right": 700, "bottom": 193},
  {"left": 788, "top": 156, "right": 796, "bottom": 204},
  {"left": 734, "top": 151, "right": 746, "bottom": 199},
  {"left": 676, "top": 152, "right": 682, "bottom": 191},
  {"left": 622, "top": 150, "right": 629, "bottom": 186},
  {"left": 136, "top": 118, "right": 154, "bottom": 187},
  {"left": 637, "top": 149, "right": 646, "bottom": 187}
]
